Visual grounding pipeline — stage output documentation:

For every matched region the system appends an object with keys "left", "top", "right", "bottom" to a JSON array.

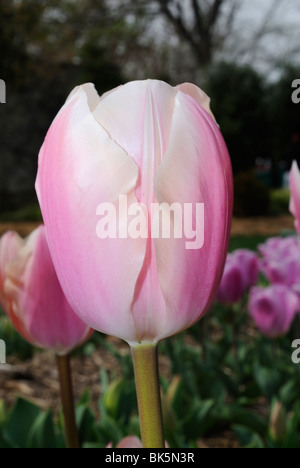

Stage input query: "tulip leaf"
[
  {"left": 96, "top": 415, "right": 125, "bottom": 446},
  {"left": 0, "top": 431, "right": 12, "bottom": 448},
  {"left": 233, "top": 425, "right": 265, "bottom": 448},
  {"left": 219, "top": 406, "right": 266, "bottom": 436},
  {"left": 27, "top": 410, "right": 57, "bottom": 448},
  {"left": 76, "top": 405, "right": 97, "bottom": 444},
  {"left": 4, "top": 398, "right": 41, "bottom": 448},
  {"left": 254, "top": 364, "right": 282, "bottom": 399},
  {"left": 182, "top": 399, "right": 215, "bottom": 438},
  {"left": 279, "top": 380, "right": 300, "bottom": 407},
  {"left": 82, "top": 442, "right": 105, "bottom": 449}
]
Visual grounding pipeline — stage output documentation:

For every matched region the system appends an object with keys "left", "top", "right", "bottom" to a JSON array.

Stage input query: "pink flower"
[
  {"left": 107, "top": 436, "right": 169, "bottom": 448},
  {"left": 259, "top": 236, "right": 300, "bottom": 294},
  {"left": 0, "top": 226, "right": 92, "bottom": 354},
  {"left": 259, "top": 236, "right": 300, "bottom": 261},
  {"left": 36, "top": 80, "right": 233, "bottom": 344},
  {"left": 107, "top": 436, "right": 143, "bottom": 449},
  {"left": 290, "top": 161, "right": 300, "bottom": 235},
  {"left": 217, "top": 249, "right": 259, "bottom": 304},
  {"left": 249, "top": 285, "right": 298, "bottom": 338},
  {"left": 0, "top": 231, "right": 23, "bottom": 311}
]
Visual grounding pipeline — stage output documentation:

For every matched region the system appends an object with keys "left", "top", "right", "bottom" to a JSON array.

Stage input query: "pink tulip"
[
  {"left": 259, "top": 236, "right": 300, "bottom": 293},
  {"left": 259, "top": 236, "right": 300, "bottom": 261},
  {"left": 0, "top": 231, "right": 23, "bottom": 311},
  {"left": 36, "top": 80, "right": 233, "bottom": 344},
  {"left": 107, "top": 436, "right": 169, "bottom": 448},
  {"left": 290, "top": 161, "right": 300, "bottom": 235},
  {"left": 249, "top": 285, "right": 299, "bottom": 338},
  {"left": 107, "top": 436, "right": 143, "bottom": 449},
  {"left": 0, "top": 226, "right": 92, "bottom": 353},
  {"left": 217, "top": 249, "right": 259, "bottom": 304}
]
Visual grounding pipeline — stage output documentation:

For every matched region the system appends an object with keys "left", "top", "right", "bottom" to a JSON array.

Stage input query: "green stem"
[
  {"left": 131, "top": 343, "right": 165, "bottom": 448},
  {"left": 56, "top": 354, "right": 80, "bottom": 449}
]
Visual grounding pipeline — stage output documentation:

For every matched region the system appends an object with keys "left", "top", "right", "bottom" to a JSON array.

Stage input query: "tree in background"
[
  {"left": 268, "top": 65, "right": 300, "bottom": 170},
  {"left": 206, "top": 62, "right": 269, "bottom": 173},
  {"left": 0, "top": 0, "right": 127, "bottom": 213},
  {"left": 0, "top": 0, "right": 300, "bottom": 214}
]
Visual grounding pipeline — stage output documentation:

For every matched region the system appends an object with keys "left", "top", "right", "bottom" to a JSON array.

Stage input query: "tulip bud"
[
  {"left": 218, "top": 249, "right": 259, "bottom": 304},
  {"left": 36, "top": 80, "right": 233, "bottom": 344},
  {"left": 269, "top": 402, "right": 287, "bottom": 443},
  {"left": 0, "top": 227, "right": 92, "bottom": 354},
  {"left": 249, "top": 285, "right": 298, "bottom": 338},
  {"left": 103, "top": 379, "right": 125, "bottom": 419}
]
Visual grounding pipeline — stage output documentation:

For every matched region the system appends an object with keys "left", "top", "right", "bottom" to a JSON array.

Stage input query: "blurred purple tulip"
[
  {"left": 259, "top": 236, "right": 300, "bottom": 262},
  {"left": 217, "top": 249, "right": 259, "bottom": 304},
  {"left": 259, "top": 236, "right": 300, "bottom": 295},
  {"left": 249, "top": 285, "right": 299, "bottom": 338}
]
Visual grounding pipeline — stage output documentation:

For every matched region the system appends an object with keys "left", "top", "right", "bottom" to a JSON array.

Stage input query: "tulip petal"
[
  {"left": 36, "top": 84, "right": 147, "bottom": 342},
  {"left": 176, "top": 83, "right": 215, "bottom": 121},
  {"left": 154, "top": 90, "right": 233, "bottom": 339},
  {"left": 5, "top": 227, "right": 91, "bottom": 352},
  {"left": 249, "top": 285, "right": 298, "bottom": 337},
  {"left": 290, "top": 161, "right": 300, "bottom": 234},
  {"left": 93, "top": 81, "right": 178, "bottom": 340},
  {"left": 0, "top": 231, "right": 23, "bottom": 310}
]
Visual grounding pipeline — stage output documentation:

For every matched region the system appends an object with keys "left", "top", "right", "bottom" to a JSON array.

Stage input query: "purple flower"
[
  {"left": 217, "top": 249, "right": 259, "bottom": 305},
  {"left": 249, "top": 285, "right": 299, "bottom": 338}
]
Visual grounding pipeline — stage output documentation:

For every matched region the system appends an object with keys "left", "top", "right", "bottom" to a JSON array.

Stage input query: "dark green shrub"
[{"left": 234, "top": 172, "right": 271, "bottom": 217}]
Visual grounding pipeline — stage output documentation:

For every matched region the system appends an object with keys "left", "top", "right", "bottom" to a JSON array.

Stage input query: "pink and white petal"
[
  {"left": 94, "top": 81, "right": 179, "bottom": 341},
  {"left": 176, "top": 83, "right": 215, "bottom": 121},
  {"left": 154, "top": 91, "right": 233, "bottom": 340},
  {"left": 290, "top": 161, "right": 300, "bottom": 234},
  {"left": 36, "top": 85, "right": 146, "bottom": 343},
  {"left": 0, "top": 231, "right": 24, "bottom": 311},
  {"left": 5, "top": 227, "right": 91, "bottom": 351},
  {"left": 116, "top": 436, "right": 143, "bottom": 449}
]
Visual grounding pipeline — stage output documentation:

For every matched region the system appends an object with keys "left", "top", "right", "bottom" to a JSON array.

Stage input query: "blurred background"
[{"left": 0, "top": 0, "right": 300, "bottom": 219}]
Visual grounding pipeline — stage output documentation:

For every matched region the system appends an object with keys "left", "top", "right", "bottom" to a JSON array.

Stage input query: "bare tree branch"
[
  {"left": 192, "top": 0, "right": 203, "bottom": 30},
  {"left": 208, "top": 0, "right": 224, "bottom": 29}
]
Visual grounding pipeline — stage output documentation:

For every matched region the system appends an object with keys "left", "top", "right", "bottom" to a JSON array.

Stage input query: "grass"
[
  {"left": 229, "top": 235, "right": 268, "bottom": 252},
  {"left": 270, "top": 188, "right": 290, "bottom": 215},
  {"left": 0, "top": 204, "right": 42, "bottom": 222}
]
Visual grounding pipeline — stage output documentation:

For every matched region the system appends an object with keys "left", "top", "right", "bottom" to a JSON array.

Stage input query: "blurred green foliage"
[
  {"left": 233, "top": 172, "right": 271, "bottom": 217},
  {"left": 270, "top": 189, "right": 290, "bottom": 215},
  {"left": 1, "top": 235, "right": 300, "bottom": 448},
  {"left": 1, "top": 298, "right": 300, "bottom": 448}
]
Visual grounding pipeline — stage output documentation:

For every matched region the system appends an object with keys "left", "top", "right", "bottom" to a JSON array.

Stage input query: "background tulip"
[
  {"left": 249, "top": 285, "right": 299, "bottom": 338},
  {"left": 217, "top": 249, "right": 259, "bottom": 304},
  {"left": 290, "top": 160, "right": 300, "bottom": 235},
  {"left": 259, "top": 236, "right": 300, "bottom": 297},
  {"left": 0, "top": 231, "right": 23, "bottom": 312},
  {"left": 36, "top": 80, "right": 233, "bottom": 345},
  {"left": 107, "top": 436, "right": 143, "bottom": 449},
  {"left": 0, "top": 226, "right": 92, "bottom": 354}
]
